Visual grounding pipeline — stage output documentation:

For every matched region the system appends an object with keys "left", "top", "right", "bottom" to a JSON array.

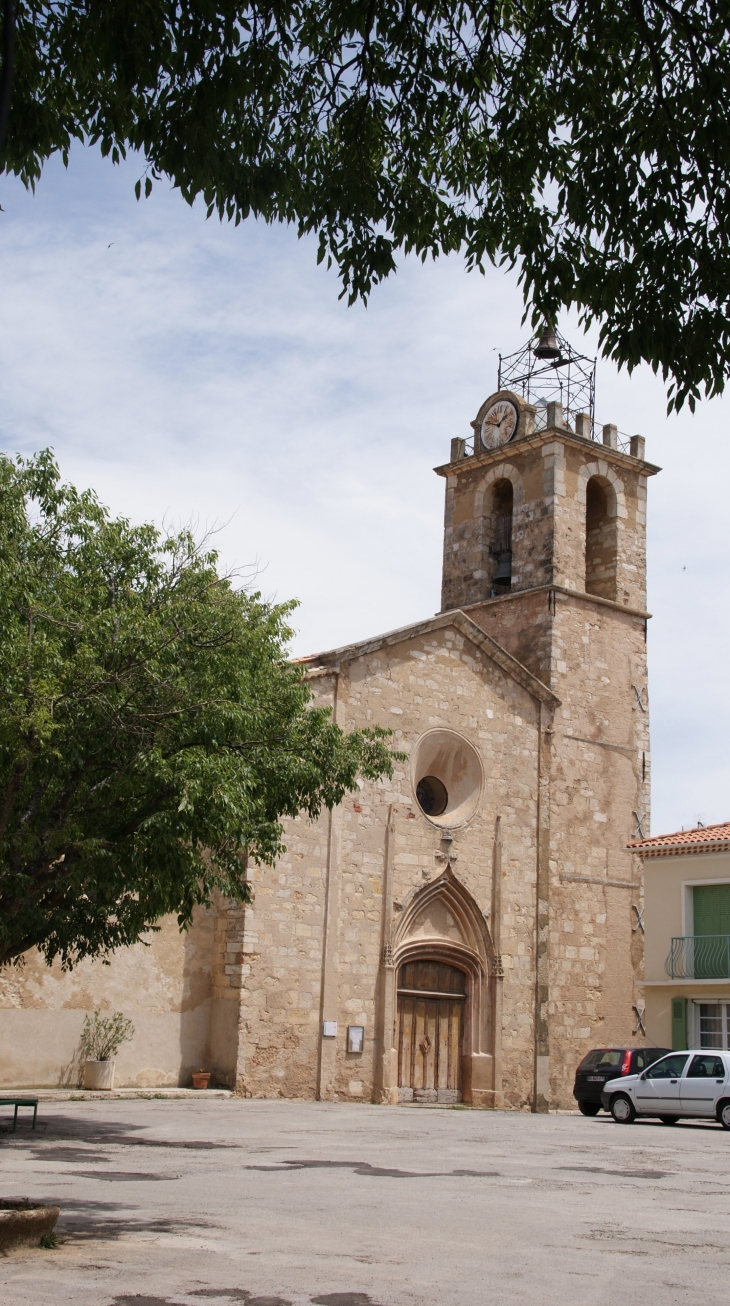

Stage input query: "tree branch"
[{"left": 0, "top": 0, "right": 15, "bottom": 155}]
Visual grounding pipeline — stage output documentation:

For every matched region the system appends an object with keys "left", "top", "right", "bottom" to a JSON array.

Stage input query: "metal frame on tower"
[{"left": 498, "top": 327, "right": 596, "bottom": 431}]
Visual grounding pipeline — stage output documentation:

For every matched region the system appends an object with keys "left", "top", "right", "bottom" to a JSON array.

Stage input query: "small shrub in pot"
[{"left": 80, "top": 1012, "right": 135, "bottom": 1090}]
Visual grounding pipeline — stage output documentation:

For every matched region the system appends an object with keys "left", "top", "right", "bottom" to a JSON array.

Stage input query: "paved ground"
[{"left": 1, "top": 1099, "right": 729, "bottom": 1306}]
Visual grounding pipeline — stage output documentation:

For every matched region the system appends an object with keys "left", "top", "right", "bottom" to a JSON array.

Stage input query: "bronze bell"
[
  {"left": 493, "top": 550, "right": 512, "bottom": 583},
  {"left": 534, "top": 325, "right": 560, "bottom": 360}
]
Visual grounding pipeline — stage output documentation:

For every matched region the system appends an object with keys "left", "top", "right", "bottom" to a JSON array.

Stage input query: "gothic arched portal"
[{"left": 384, "top": 868, "right": 497, "bottom": 1106}]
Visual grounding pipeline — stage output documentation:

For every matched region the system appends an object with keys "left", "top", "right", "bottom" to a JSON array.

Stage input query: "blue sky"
[{"left": 1, "top": 147, "right": 728, "bottom": 835}]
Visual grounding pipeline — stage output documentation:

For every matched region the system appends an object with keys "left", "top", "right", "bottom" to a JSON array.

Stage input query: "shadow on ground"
[
  {"left": 51, "top": 1198, "right": 221, "bottom": 1244},
  {"left": 109, "top": 1293, "right": 389, "bottom": 1306},
  {"left": 0, "top": 1114, "right": 240, "bottom": 1165}
]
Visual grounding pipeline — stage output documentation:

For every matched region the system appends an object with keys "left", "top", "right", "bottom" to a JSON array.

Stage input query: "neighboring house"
[
  {"left": 0, "top": 365, "right": 657, "bottom": 1109},
  {"left": 631, "top": 823, "right": 730, "bottom": 1051}
]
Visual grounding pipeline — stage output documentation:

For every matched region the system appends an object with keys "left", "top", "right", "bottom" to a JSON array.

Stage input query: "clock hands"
[{"left": 480, "top": 398, "right": 518, "bottom": 451}]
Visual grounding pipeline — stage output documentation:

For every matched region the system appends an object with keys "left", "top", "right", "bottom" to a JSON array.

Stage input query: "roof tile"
[{"left": 628, "top": 820, "right": 730, "bottom": 856}]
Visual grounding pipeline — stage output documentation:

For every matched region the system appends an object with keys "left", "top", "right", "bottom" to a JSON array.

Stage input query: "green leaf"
[
  {"left": 3, "top": 0, "right": 728, "bottom": 406},
  {"left": 0, "top": 452, "right": 396, "bottom": 969}
]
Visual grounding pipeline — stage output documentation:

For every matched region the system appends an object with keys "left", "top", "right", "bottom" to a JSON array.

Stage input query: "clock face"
[{"left": 481, "top": 399, "right": 519, "bottom": 450}]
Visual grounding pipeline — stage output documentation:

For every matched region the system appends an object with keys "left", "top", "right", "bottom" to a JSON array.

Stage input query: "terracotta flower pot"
[
  {"left": 191, "top": 1071, "right": 211, "bottom": 1090},
  {"left": 82, "top": 1059, "right": 115, "bottom": 1090}
]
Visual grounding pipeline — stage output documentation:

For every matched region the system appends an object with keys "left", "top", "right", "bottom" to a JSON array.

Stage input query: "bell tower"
[{"left": 436, "top": 328, "right": 661, "bottom": 1109}]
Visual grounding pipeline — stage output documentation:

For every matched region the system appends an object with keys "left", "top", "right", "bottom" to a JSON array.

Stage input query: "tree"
[
  {"left": 0, "top": 451, "right": 395, "bottom": 969},
  {"left": 3, "top": 2, "right": 730, "bottom": 411}
]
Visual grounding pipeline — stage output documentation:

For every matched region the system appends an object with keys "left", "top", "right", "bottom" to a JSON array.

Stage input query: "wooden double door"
[{"left": 397, "top": 961, "right": 465, "bottom": 1103}]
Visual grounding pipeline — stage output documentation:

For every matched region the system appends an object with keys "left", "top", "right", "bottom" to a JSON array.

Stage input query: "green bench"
[{"left": 0, "top": 1098, "right": 39, "bottom": 1131}]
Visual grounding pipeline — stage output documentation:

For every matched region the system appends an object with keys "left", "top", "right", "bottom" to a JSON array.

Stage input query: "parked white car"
[{"left": 601, "top": 1051, "right": 730, "bottom": 1126}]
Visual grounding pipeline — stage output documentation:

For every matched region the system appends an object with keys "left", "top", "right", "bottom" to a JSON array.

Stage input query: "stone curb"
[{"left": 0, "top": 1088, "right": 233, "bottom": 1102}]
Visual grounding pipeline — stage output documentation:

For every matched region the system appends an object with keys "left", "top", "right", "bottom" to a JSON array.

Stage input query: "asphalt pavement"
[{"left": 1, "top": 1098, "right": 729, "bottom": 1305}]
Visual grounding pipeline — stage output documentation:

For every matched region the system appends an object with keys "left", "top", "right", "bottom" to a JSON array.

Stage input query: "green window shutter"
[
  {"left": 671, "top": 997, "right": 688, "bottom": 1050},
  {"left": 693, "top": 884, "right": 730, "bottom": 936}
]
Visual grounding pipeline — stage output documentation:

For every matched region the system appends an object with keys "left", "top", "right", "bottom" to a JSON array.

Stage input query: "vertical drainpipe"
[
  {"left": 533, "top": 698, "right": 552, "bottom": 1112},
  {"left": 375, "top": 803, "right": 397, "bottom": 1104},
  {"left": 491, "top": 815, "right": 504, "bottom": 1107},
  {"left": 316, "top": 668, "right": 342, "bottom": 1102}
]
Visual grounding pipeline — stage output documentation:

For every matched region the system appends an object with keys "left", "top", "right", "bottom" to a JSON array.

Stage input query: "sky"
[{"left": 1, "top": 148, "right": 728, "bottom": 837}]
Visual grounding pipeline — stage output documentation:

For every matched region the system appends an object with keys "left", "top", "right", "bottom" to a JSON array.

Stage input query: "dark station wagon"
[{"left": 573, "top": 1047, "right": 671, "bottom": 1115}]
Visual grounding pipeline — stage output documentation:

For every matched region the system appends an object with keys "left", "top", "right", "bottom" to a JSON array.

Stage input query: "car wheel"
[
  {"left": 610, "top": 1094, "right": 636, "bottom": 1124},
  {"left": 578, "top": 1101, "right": 601, "bottom": 1117},
  {"left": 659, "top": 1115, "right": 679, "bottom": 1125},
  {"left": 718, "top": 1101, "right": 730, "bottom": 1131}
]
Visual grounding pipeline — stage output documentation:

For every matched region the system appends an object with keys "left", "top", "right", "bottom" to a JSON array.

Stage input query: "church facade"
[{"left": 0, "top": 384, "right": 659, "bottom": 1111}]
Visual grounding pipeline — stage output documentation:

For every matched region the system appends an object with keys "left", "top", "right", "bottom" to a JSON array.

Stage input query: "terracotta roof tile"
[{"left": 628, "top": 820, "right": 730, "bottom": 856}]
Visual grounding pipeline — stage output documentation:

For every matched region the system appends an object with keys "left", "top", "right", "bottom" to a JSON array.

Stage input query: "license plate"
[{"left": 587, "top": 1076, "right": 604, "bottom": 1082}]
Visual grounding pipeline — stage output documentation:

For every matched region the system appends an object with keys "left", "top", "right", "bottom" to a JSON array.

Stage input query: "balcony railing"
[{"left": 665, "top": 935, "right": 730, "bottom": 980}]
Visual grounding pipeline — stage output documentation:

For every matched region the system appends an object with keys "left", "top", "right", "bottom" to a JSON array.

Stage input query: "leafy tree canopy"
[
  {"left": 0, "top": 451, "right": 395, "bottom": 969},
  {"left": 3, "top": 1, "right": 729, "bottom": 410}
]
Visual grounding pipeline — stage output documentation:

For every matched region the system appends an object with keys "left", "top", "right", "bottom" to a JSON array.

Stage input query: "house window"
[
  {"left": 691, "top": 885, "right": 730, "bottom": 979},
  {"left": 695, "top": 1002, "right": 730, "bottom": 1050},
  {"left": 693, "top": 884, "right": 730, "bottom": 935}
]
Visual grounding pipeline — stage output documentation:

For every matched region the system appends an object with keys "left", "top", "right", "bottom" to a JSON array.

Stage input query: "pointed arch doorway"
[
  {"left": 397, "top": 959, "right": 466, "bottom": 1103},
  {"left": 384, "top": 867, "right": 498, "bottom": 1107}
]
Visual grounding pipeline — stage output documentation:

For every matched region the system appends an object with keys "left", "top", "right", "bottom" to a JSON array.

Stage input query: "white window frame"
[{"left": 692, "top": 998, "right": 730, "bottom": 1050}]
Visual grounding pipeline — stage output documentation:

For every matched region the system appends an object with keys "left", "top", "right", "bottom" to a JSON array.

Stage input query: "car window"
[
  {"left": 687, "top": 1055, "right": 726, "bottom": 1079},
  {"left": 643, "top": 1048, "right": 670, "bottom": 1066},
  {"left": 644, "top": 1054, "right": 689, "bottom": 1080},
  {"left": 579, "top": 1049, "right": 624, "bottom": 1070}
]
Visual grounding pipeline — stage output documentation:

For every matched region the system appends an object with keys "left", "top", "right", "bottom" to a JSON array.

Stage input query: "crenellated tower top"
[{"left": 435, "top": 329, "right": 660, "bottom": 618}]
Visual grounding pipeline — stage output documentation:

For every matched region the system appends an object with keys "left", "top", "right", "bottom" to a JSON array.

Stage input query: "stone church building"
[{"left": 0, "top": 376, "right": 658, "bottom": 1111}]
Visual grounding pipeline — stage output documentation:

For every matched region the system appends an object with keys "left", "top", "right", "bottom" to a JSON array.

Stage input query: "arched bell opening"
[
  {"left": 489, "top": 478, "right": 514, "bottom": 596},
  {"left": 585, "top": 475, "right": 618, "bottom": 600}
]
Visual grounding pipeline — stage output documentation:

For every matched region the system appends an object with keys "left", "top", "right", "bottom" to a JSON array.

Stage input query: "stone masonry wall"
[
  {"left": 0, "top": 908, "right": 217, "bottom": 1088},
  {"left": 546, "top": 595, "right": 649, "bottom": 1107},
  {"left": 549, "top": 442, "right": 648, "bottom": 610},
  {"left": 440, "top": 442, "right": 551, "bottom": 611},
  {"left": 0, "top": 410, "right": 653, "bottom": 1110},
  {"left": 467, "top": 589, "right": 648, "bottom": 1107},
  {"left": 466, "top": 589, "right": 554, "bottom": 681},
  {"left": 440, "top": 427, "right": 651, "bottom": 614},
  {"left": 437, "top": 418, "right": 654, "bottom": 1108},
  {"left": 233, "top": 622, "right": 545, "bottom": 1109}
]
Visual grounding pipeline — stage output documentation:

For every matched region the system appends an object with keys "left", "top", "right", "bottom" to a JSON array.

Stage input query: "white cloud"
[{"left": 0, "top": 148, "right": 727, "bottom": 836}]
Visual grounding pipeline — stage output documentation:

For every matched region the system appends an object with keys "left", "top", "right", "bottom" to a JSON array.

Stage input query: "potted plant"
[
  {"left": 191, "top": 1069, "right": 211, "bottom": 1090},
  {"left": 80, "top": 1011, "right": 135, "bottom": 1090}
]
